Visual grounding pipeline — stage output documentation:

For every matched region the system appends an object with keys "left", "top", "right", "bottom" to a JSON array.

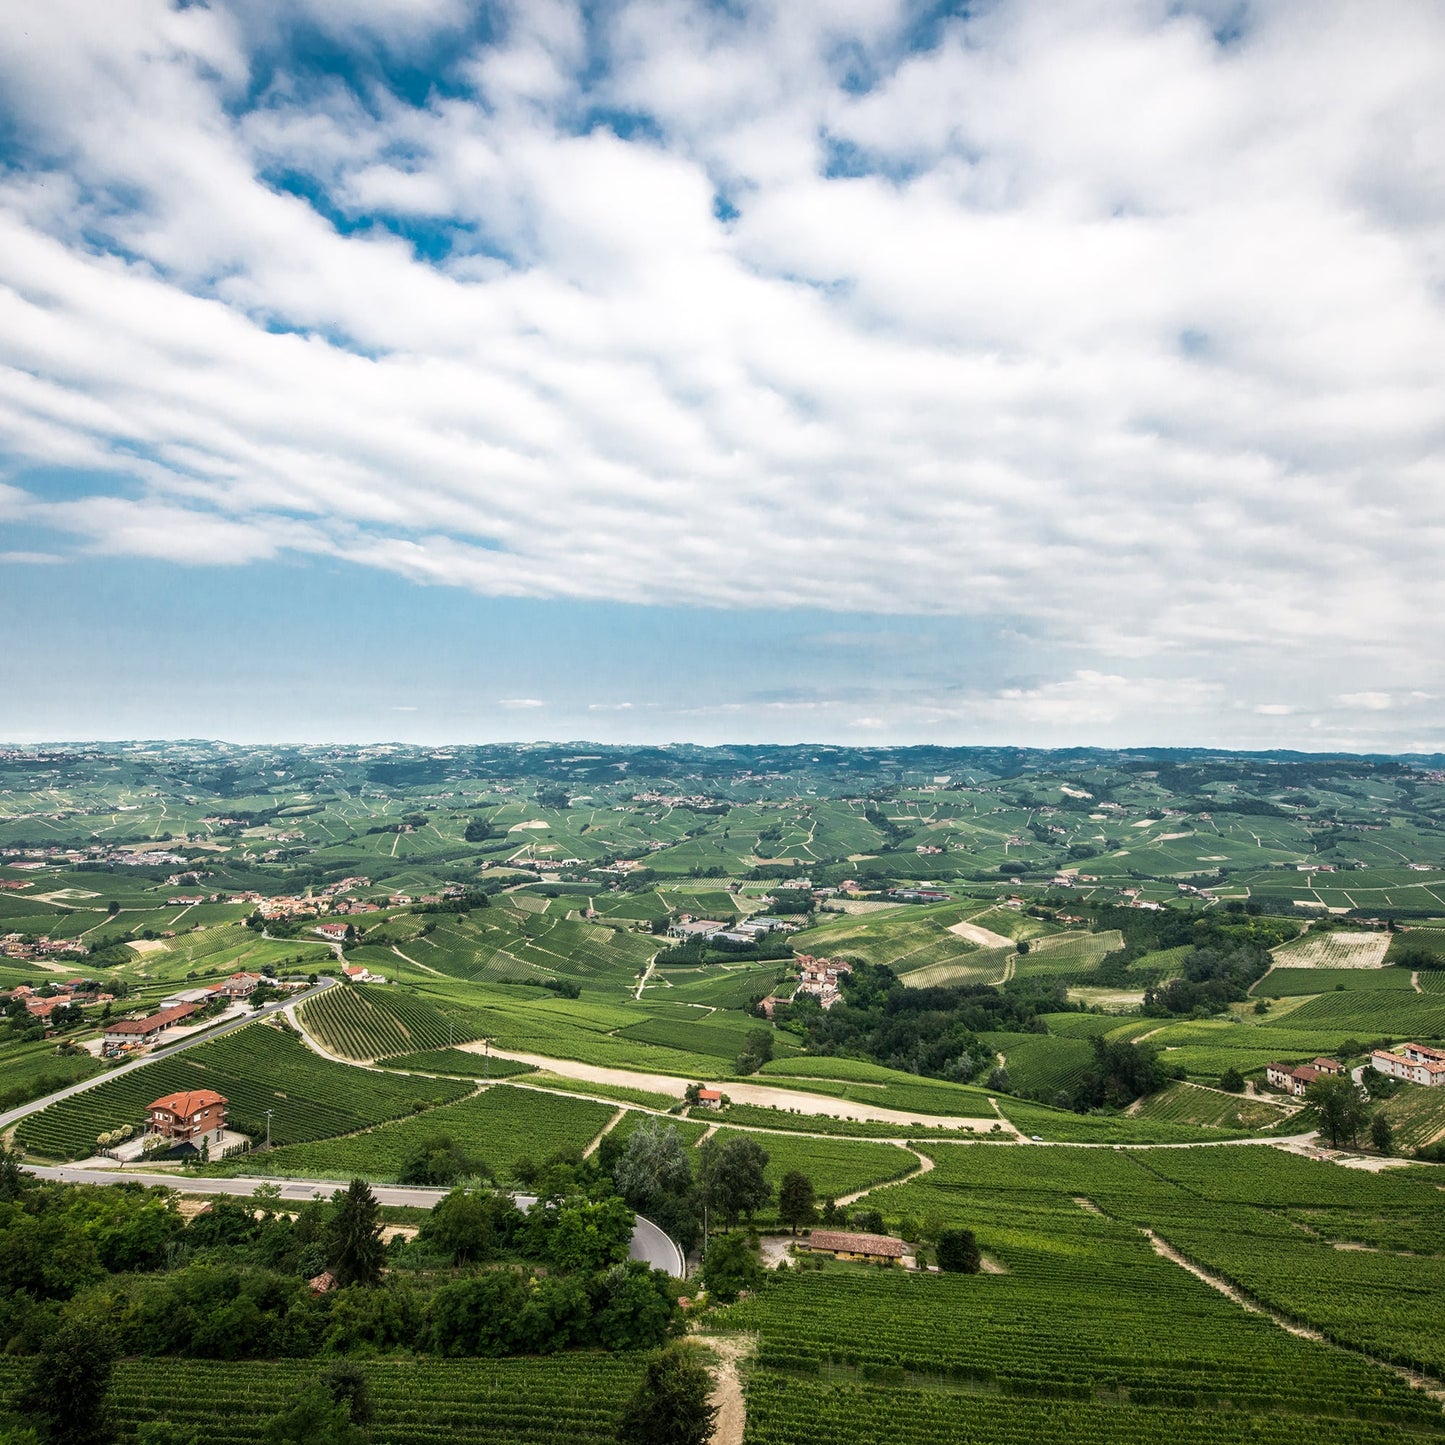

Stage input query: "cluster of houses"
[
  {"left": 1, "top": 933, "right": 90, "bottom": 961},
  {"left": 99, "top": 971, "right": 297, "bottom": 1056},
  {"left": 2, "top": 977, "right": 114, "bottom": 1023},
  {"left": 1265, "top": 1057, "right": 1345, "bottom": 1097},
  {"left": 758, "top": 954, "right": 853, "bottom": 1016},
  {"left": 1371, "top": 1042, "right": 1445, "bottom": 1088}
]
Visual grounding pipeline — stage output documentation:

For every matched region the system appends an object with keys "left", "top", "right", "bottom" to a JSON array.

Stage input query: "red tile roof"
[
  {"left": 804, "top": 1230, "right": 908, "bottom": 1257},
  {"left": 148, "top": 1089, "right": 227, "bottom": 1116}
]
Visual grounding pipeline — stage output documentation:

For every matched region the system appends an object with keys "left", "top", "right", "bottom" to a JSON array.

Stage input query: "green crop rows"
[
  {"left": 218, "top": 1083, "right": 615, "bottom": 1183},
  {"left": 15, "top": 1024, "right": 469, "bottom": 1159},
  {"left": 0, "top": 1355, "right": 643, "bottom": 1445},
  {"left": 299, "top": 984, "right": 480, "bottom": 1060}
]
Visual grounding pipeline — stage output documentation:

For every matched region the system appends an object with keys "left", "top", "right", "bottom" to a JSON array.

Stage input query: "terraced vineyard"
[
  {"left": 15, "top": 1023, "right": 469, "bottom": 1158},
  {"left": 0, "top": 1355, "right": 643, "bottom": 1445},
  {"left": 300, "top": 984, "right": 481, "bottom": 1059}
]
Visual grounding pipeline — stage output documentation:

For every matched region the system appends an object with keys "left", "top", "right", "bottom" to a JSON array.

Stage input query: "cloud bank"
[{"left": 0, "top": 0, "right": 1442, "bottom": 743}]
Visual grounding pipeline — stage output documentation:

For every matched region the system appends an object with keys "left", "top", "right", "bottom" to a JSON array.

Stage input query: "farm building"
[
  {"left": 667, "top": 918, "right": 727, "bottom": 940},
  {"left": 695, "top": 1088, "right": 725, "bottom": 1109},
  {"left": 147, "top": 1088, "right": 228, "bottom": 1143},
  {"left": 212, "top": 971, "right": 263, "bottom": 998},
  {"left": 313, "top": 922, "right": 351, "bottom": 942},
  {"left": 799, "top": 1230, "right": 909, "bottom": 1264},
  {"left": 1372, "top": 1044, "right": 1445, "bottom": 1088},
  {"left": 102, "top": 1003, "right": 198, "bottom": 1051},
  {"left": 1265, "top": 1062, "right": 1323, "bottom": 1097}
]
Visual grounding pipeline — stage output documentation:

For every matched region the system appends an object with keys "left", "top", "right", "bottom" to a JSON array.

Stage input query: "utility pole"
[{"left": 264, "top": 1108, "right": 273, "bottom": 1150}]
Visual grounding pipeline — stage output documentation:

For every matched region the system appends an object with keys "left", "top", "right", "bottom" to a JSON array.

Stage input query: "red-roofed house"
[
  {"left": 147, "top": 1089, "right": 227, "bottom": 1142},
  {"left": 696, "top": 1088, "right": 724, "bottom": 1109}
]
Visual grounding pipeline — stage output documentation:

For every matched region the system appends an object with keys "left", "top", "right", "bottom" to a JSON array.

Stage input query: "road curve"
[
  {"left": 24, "top": 1164, "right": 686, "bottom": 1277},
  {"left": 0, "top": 977, "right": 339, "bottom": 1134}
]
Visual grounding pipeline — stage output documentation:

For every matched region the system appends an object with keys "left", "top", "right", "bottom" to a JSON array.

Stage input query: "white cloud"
[
  {"left": 1255, "top": 704, "right": 1294, "bottom": 716},
  {"left": 0, "top": 1, "right": 1442, "bottom": 743},
  {"left": 498, "top": 697, "right": 546, "bottom": 709}
]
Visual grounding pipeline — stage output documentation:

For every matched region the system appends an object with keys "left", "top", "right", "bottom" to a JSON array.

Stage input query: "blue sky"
[{"left": 1, "top": 1, "right": 1443, "bottom": 749}]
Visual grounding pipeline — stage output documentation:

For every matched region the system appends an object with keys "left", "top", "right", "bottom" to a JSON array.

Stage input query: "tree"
[
  {"left": 262, "top": 1391, "right": 365, "bottom": 1445},
  {"left": 16, "top": 1318, "right": 118, "bottom": 1445},
  {"left": 700, "top": 1134, "right": 771, "bottom": 1230},
  {"left": 326, "top": 1179, "right": 385, "bottom": 1287},
  {"left": 700, "top": 1231, "right": 763, "bottom": 1303},
  {"left": 0, "top": 1142, "right": 27, "bottom": 1203},
  {"left": 1219, "top": 1066, "right": 1245, "bottom": 1094},
  {"left": 1306, "top": 1075, "right": 1370, "bottom": 1148},
  {"left": 548, "top": 1195, "right": 636, "bottom": 1272},
  {"left": 611, "top": 1120, "right": 701, "bottom": 1253},
  {"left": 419, "top": 1187, "right": 519, "bottom": 1265},
  {"left": 777, "top": 1171, "right": 816, "bottom": 1234},
  {"left": 397, "top": 1134, "right": 483, "bottom": 1187},
  {"left": 936, "top": 1227, "right": 982, "bottom": 1274},
  {"left": 616, "top": 1342, "right": 718, "bottom": 1445},
  {"left": 319, "top": 1362, "right": 372, "bottom": 1428},
  {"left": 1370, "top": 1111, "right": 1394, "bottom": 1155}
]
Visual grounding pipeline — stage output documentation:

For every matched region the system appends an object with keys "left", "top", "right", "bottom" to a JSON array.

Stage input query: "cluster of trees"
[
  {"left": 0, "top": 1155, "right": 681, "bottom": 1372},
  {"left": 1305, "top": 1075, "right": 1395, "bottom": 1153},
  {"left": 1071, "top": 1035, "right": 1174, "bottom": 1111},
  {"left": 603, "top": 1120, "right": 776, "bottom": 1254},
  {"left": 773, "top": 961, "right": 1063, "bottom": 1084}
]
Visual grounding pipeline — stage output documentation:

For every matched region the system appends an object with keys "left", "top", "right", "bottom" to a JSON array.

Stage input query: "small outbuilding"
[{"left": 798, "top": 1230, "right": 909, "bottom": 1264}]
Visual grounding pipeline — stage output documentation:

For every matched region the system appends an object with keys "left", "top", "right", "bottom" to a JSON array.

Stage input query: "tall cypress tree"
[{"left": 327, "top": 1178, "right": 386, "bottom": 1286}]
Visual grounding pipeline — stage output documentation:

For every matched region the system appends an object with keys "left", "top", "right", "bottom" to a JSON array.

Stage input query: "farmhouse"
[
  {"left": 342, "top": 963, "right": 384, "bottom": 984},
  {"left": 1265, "top": 1062, "right": 1323, "bottom": 1097},
  {"left": 212, "top": 972, "right": 262, "bottom": 999},
  {"left": 798, "top": 1230, "right": 909, "bottom": 1264},
  {"left": 102, "top": 1002, "right": 198, "bottom": 1051},
  {"left": 695, "top": 1088, "right": 724, "bottom": 1109},
  {"left": 313, "top": 922, "right": 351, "bottom": 942},
  {"left": 1372, "top": 1043, "right": 1445, "bottom": 1088},
  {"left": 147, "top": 1089, "right": 227, "bottom": 1143}
]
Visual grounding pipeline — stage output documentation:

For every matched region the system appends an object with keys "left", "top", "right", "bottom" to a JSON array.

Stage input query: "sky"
[{"left": 1, "top": 0, "right": 1443, "bottom": 751}]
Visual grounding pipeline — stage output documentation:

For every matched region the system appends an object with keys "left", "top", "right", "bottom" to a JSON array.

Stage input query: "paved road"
[
  {"left": 25, "top": 1164, "right": 686, "bottom": 1276},
  {"left": 0, "top": 976, "right": 338, "bottom": 1133}
]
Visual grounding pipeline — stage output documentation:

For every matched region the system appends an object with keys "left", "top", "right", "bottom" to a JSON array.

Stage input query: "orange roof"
[
  {"left": 697, "top": 1088, "right": 723, "bottom": 1100},
  {"left": 148, "top": 1089, "right": 227, "bottom": 1115}
]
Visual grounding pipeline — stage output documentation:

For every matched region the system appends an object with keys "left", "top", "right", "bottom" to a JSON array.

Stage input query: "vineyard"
[
  {"left": 741, "top": 1375, "right": 1432, "bottom": 1445},
  {"left": 720, "top": 1140, "right": 1445, "bottom": 1442},
  {"left": 222, "top": 1083, "right": 615, "bottom": 1183},
  {"left": 377, "top": 1047, "right": 536, "bottom": 1078},
  {"left": 15, "top": 1024, "right": 469, "bottom": 1159},
  {"left": 1127, "top": 1080, "right": 1292, "bottom": 1131},
  {"left": 299, "top": 984, "right": 481, "bottom": 1060},
  {"left": 0, "top": 1355, "right": 643, "bottom": 1445}
]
